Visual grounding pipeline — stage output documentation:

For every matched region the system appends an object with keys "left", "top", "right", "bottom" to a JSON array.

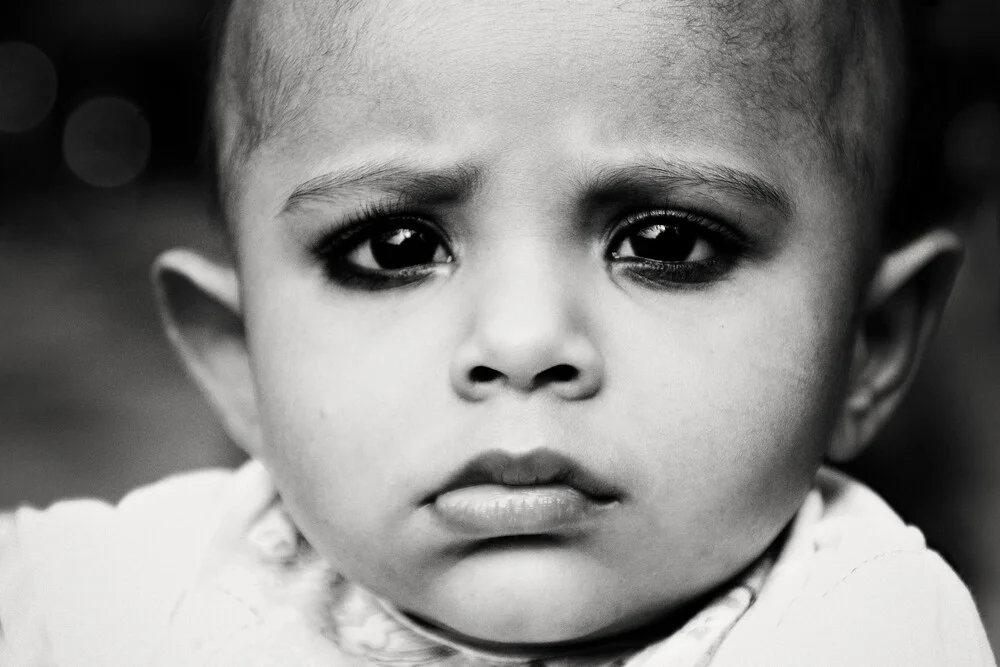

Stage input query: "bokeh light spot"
[
  {"left": 0, "top": 42, "right": 58, "bottom": 133},
  {"left": 63, "top": 97, "right": 151, "bottom": 188}
]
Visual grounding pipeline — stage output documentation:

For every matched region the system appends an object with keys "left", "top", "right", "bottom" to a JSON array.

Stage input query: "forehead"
[{"left": 217, "top": 0, "right": 892, "bottom": 197}]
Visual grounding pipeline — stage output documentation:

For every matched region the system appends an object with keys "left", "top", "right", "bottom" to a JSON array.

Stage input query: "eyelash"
[
  {"left": 310, "top": 199, "right": 447, "bottom": 289},
  {"left": 309, "top": 201, "right": 748, "bottom": 291},
  {"left": 605, "top": 208, "right": 746, "bottom": 287}
]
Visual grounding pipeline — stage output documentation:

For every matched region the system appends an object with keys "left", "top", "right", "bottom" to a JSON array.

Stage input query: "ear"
[
  {"left": 152, "top": 249, "right": 263, "bottom": 457},
  {"left": 828, "top": 229, "right": 963, "bottom": 462}
]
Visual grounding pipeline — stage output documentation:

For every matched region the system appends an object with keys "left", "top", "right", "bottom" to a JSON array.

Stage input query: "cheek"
[
  {"left": 608, "top": 264, "right": 856, "bottom": 565},
  {"left": 242, "top": 274, "right": 458, "bottom": 546}
]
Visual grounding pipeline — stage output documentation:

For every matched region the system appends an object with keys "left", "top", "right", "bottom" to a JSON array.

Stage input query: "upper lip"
[{"left": 427, "top": 448, "right": 621, "bottom": 503}]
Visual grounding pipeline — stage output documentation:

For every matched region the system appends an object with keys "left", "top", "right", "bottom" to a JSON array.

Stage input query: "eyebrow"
[
  {"left": 282, "top": 156, "right": 793, "bottom": 220},
  {"left": 583, "top": 161, "right": 794, "bottom": 220},
  {"left": 283, "top": 161, "right": 482, "bottom": 214}
]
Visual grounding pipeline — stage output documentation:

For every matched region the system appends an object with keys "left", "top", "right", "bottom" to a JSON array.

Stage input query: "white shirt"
[{"left": 0, "top": 463, "right": 994, "bottom": 666}]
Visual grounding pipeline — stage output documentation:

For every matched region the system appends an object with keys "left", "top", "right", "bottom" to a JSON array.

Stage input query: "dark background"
[{"left": 1, "top": 0, "right": 998, "bottom": 649}]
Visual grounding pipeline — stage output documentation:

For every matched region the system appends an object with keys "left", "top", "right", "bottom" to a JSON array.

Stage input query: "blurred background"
[{"left": 1, "top": 0, "right": 998, "bottom": 649}]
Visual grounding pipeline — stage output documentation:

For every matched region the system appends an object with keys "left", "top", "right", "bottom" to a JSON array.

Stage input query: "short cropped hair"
[{"left": 201, "top": 0, "right": 958, "bottom": 251}]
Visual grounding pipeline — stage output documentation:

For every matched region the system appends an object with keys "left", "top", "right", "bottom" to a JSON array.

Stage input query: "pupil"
[
  {"left": 630, "top": 224, "right": 696, "bottom": 262},
  {"left": 370, "top": 228, "right": 438, "bottom": 269}
]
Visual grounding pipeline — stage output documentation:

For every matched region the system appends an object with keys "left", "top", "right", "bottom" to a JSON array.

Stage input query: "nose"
[{"left": 450, "top": 251, "right": 604, "bottom": 401}]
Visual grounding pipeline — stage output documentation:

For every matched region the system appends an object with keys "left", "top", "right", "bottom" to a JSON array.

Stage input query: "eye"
[
  {"left": 311, "top": 213, "right": 454, "bottom": 291},
  {"left": 611, "top": 221, "right": 715, "bottom": 263},
  {"left": 608, "top": 210, "right": 742, "bottom": 286},
  {"left": 347, "top": 224, "right": 452, "bottom": 270}
]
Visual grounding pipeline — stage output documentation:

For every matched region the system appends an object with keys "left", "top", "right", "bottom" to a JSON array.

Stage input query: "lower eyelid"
[
  {"left": 612, "top": 255, "right": 736, "bottom": 285},
  {"left": 321, "top": 262, "right": 436, "bottom": 290}
]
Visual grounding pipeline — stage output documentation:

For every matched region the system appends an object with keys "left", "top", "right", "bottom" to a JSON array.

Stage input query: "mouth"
[{"left": 426, "top": 448, "right": 621, "bottom": 537}]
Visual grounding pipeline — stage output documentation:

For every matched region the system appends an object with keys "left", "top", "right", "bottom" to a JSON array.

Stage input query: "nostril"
[
  {"left": 536, "top": 364, "right": 579, "bottom": 385},
  {"left": 469, "top": 366, "right": 503, "bottom": 384}
]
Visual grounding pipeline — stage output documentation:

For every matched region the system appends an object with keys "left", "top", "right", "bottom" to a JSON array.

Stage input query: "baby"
[{"left": 1, "top": 0, "right": 995, "bottom": 665}]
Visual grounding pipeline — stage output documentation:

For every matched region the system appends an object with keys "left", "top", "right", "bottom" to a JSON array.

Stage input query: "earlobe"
[
  {"left": 829, "top": 229, "right": 963, "bottom": 462},
  {"left": 152, "top": 248, "right": 264, "bottom": 456}
]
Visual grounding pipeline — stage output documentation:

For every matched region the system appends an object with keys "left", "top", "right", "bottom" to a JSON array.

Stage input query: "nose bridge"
[
  {"left": 489, "top": 237, "right": 568, "bottom": 311},
  {"left": 472, "top": 237, "right": 578, "bottom": 367}
]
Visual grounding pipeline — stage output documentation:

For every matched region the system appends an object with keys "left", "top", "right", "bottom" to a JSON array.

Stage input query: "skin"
[{"left": 162, "top": 0, "right": 959, "bottom": 650}]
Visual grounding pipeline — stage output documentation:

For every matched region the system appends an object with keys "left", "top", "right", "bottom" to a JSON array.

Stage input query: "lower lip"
[{"left": 431, "top": 484, "right": 613, "bottom": 536}]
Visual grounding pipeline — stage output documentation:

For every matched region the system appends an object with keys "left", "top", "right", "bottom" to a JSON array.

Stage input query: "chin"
[{"left": 416, "top": 545, "right": 656, "bottom": 646}]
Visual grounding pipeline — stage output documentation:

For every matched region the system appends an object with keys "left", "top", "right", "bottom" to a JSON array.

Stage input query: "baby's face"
[{"left": 224, "top": 0, "right": 882, "bottom": 646}]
